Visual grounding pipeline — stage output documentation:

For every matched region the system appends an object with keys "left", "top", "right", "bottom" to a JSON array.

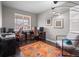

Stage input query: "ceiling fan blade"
[{"left": 52, "top": 1, "right": 79, "bottom": 9}]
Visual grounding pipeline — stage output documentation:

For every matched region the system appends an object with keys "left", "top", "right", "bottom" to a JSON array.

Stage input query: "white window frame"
[{"left": 14, "top": 13, "right": 31, "bottom": 31}]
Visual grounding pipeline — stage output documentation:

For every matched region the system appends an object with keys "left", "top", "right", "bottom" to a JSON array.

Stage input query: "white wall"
[
  {"left": 70, "top": 5, "right": 79, "bottom": 33},
  {"left": 37, "top": 9, "right": 70, "bottom": 40},
  {"left": 0, "top": 2, "right": 2, "bottom": 28},
  {"left": 66, "top": 5, "right": 79, "bottom": 43},
  {"left": 2, "top": 6, "right": 37, "bottom": 29}
]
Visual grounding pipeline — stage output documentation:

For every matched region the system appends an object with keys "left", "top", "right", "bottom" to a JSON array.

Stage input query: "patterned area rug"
[{"left": 20, "top": 41, "right": 70, "bottom": 57}]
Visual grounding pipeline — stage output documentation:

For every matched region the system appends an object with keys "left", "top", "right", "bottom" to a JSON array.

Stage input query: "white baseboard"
[{"left": 46, "top": 39, "right": 56, "bottom": 43}]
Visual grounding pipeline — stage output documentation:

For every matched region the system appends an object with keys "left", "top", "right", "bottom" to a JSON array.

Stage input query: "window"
[{"left": 15, "top": 13, "right": 31, "bottom": 31}]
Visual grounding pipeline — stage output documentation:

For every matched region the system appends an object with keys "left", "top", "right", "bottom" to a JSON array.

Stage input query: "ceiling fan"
[
  {"left": 51, "top": 1, "right": 74, "bottom": 16},
  {"left": 52, "top": 1, "right": 79, "bottom": 10},
  {"left": 53, "top": 1, "right": 58, "bottom": 4},
  {"left": 49, "top": 1, "right": 79, "bottom": 17}
]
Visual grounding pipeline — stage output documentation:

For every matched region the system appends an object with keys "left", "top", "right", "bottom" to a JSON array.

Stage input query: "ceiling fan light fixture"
[
  {"left": 53, "top": 1, "right": 58, "bottom": 4},
  {"left": 51, "top": 7, "right": 55, "bottom": 10}
]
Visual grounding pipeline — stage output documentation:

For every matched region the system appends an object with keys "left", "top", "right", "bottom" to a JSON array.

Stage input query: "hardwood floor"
[
  {"left": 43, "top": 40, "right": 79, "bottom": 57},
  {"left": 15, "top": 39, "right": 79, "bottom": 57}
]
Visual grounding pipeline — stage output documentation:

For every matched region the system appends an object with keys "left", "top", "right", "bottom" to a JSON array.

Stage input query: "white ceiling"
[{"left": 2, "top": 1, "right": 79, "bottom": 14}]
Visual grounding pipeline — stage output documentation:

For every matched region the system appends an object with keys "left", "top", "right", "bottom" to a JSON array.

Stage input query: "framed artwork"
[
  {"left": 54, "top": 19, "right": 64, "bottom": 29},
  {"left": 46, "top": 18, "right": 52, "bottom": 26}
]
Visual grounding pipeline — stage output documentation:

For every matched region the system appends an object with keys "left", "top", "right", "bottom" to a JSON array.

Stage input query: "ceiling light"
[{"left": 53, "top": 1, "right": 58, "bottom": 4}]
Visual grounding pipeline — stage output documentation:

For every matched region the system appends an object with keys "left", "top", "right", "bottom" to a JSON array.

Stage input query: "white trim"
[
  {"left": 70, "top": 31, "right": 79, "bottom": 34},
  {"left": 46, "top": 39, "right": 56, "bottom": 43},
  {"left": 15, "top": 13, "right": 31, "bottom": 18},
  {"left": 14, "top": 13, "right": 31, "bottom": 32}
]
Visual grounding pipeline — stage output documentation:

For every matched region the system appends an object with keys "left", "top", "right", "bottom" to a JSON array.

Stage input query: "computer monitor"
[{"left": 39, "top": 27, "right": 44, "bottom": 32}]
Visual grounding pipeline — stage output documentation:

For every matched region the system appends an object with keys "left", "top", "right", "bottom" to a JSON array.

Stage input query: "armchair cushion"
[{"left": 63, "top": 39, "right": 72, "bottom": 45}]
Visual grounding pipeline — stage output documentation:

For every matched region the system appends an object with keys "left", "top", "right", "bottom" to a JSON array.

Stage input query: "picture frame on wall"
[
  {"left": 46, "top": 17, "right": 52, "bottom": 26},
  {"left": 54, "top": 19, "right": 64, "bottom": 29}
]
